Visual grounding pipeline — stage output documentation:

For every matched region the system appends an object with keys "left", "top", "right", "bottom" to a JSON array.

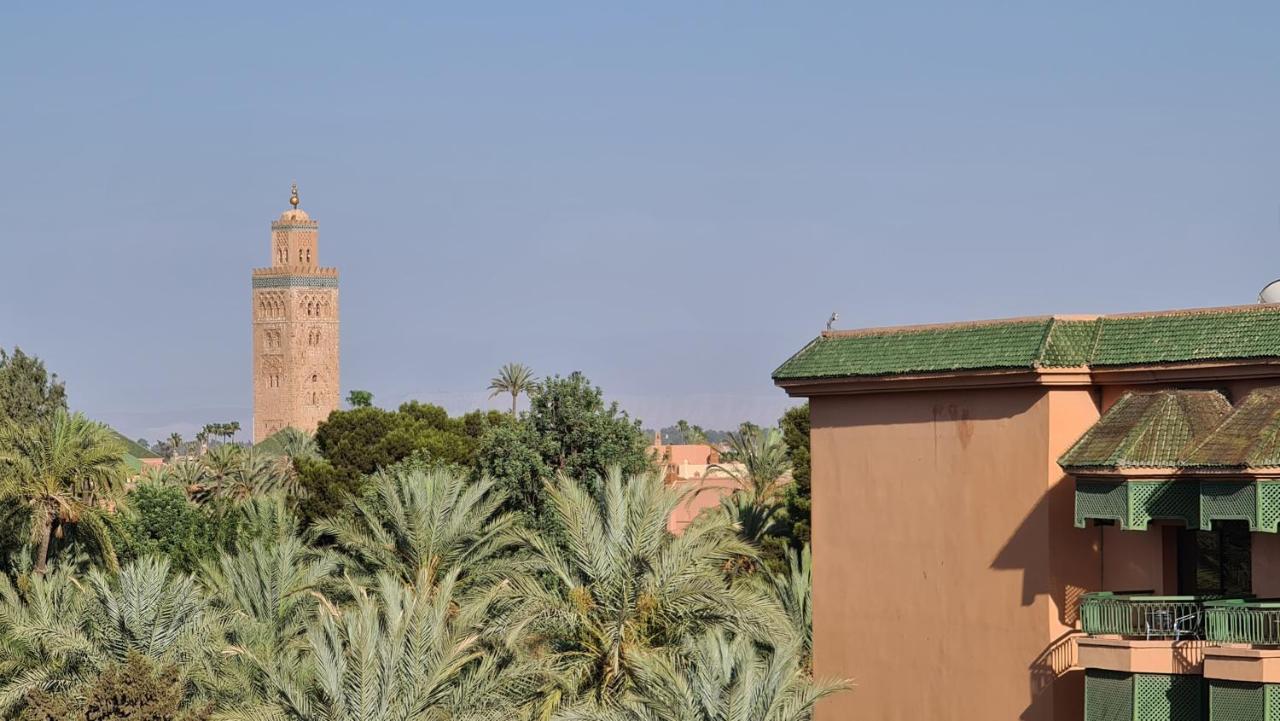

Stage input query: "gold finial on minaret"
[{"left": 289, "top": 183, "right": 300, "bottom": 209}]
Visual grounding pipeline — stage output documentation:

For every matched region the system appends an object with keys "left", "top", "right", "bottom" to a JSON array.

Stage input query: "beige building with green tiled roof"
[{"left": 775, "top": 303, "right": 1280, "bottom": 721}]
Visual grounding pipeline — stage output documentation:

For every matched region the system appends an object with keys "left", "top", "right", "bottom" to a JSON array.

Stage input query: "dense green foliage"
[
  {"left": 302, "top": 402, "right": 507, "bottom": 523},
  {"left": 0, "top": 358, "right": 838, "bottom": 720},
  {"left": 776, "top": 404, "right": 812, "bottom": 551},
  {"left": 113, "top": 483, "right": 220, "bottom": 574},
  {"left": 19, "top": 653, "right": 210, "bottom": 721},
  {"left": 0, "top": 348, "right": 67, "bottom": 427},
  {"left": 0, "top": 466, "right": 840, "bottom": 720},
  {"left": 476, "top": 372, "right": 649, "bottom": 531}
]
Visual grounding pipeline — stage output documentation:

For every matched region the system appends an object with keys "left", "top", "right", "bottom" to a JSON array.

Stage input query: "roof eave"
[{"left": 774, "top": 366, "right": 1092, "bottom": 397}]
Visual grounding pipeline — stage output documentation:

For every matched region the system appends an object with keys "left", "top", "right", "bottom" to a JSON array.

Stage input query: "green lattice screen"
[
  {"left": 1087, "top": 670, "right": 1134, "bottom": 721},
  {"left": 1086, "top": 671, "right": 1206, "bottom": 721},
  {"left": 1077, "top": 481, "right": 1128, "bottom": 528},
  {"left": 1259, "top": 481, "right": 1280, "bottom": 532},
  {"left": 1209, "top": 680, "right": 1265, "bottom": 721},
  {"left": 1134, "top": 674, "right": 1203, "bottom": 721},
  {"left": 1130, "top": 481, "right": 1200, "bottom": 530},
  {"left": 1201, "top": 482, "right": 1257, "bottom": 531}
]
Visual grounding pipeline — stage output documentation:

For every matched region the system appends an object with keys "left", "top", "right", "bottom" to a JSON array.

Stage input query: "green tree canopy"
[
  {"left": 345, "top": 389, "right": 373, "bottom": 408},
  {"left": 776, "top": 404, "right": 811, "bottom": 552},
  {"left": 0, "top": 348, "right": 67, "bottom": 427},
  {"left": 300, "top": 403, "right": 506, "bottom": 525},
  {"left": 476, "top": 372, "right": 650, "bottom": 529}
]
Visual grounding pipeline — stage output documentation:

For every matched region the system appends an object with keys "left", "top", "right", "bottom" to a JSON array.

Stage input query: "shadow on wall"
[
  {"left": 990, "top": 468, "right": 1099, "bottom": 623},
  {"left": 991, "top": 463, "right": 1100, "bottom": 721},
  {"left": 1023, "top": 631, "right": 1083, "bottom": 721}
]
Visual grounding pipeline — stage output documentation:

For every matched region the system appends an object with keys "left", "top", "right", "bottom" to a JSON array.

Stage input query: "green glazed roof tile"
[
  {"left": 1183, "top": 388, "right": 1280, "bottom": 468},
  {"left": 1058, "top": 390, "right": 1231, "bottom": 470},
  {"left": 775, "top": 305, "right": 1280, "bottom": 381},
  {"left": 1040, "top": 319, "right": 1101, "bottom": 367},
  {"left": 109, "top": 428, "right": 159, "bottom": 459},
  {"left": 1092, "top": 308, "right": 1280, "bottom": 367},
  {"left": 772, "top": 318, "right": 1056, "bottom": 380}
]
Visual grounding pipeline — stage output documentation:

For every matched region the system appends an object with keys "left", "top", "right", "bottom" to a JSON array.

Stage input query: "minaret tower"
[{"left": 251, "top": 184, "right": 340, "bottom": 441}]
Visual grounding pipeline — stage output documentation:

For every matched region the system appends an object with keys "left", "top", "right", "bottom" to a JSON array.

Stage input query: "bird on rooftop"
[{"left": 826, "top": 312, "right": 839, "bottom": 331}]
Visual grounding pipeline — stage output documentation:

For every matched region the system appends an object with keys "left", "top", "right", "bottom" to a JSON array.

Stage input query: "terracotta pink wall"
[
  {"left": 810, "top": 386, "right": 1101, "bottom": 721},
  {"left": 667, "top": 476, "right": 737, "bottom": 533},
  {"left": 1100, "top": 380, "right": 1280, "bottom": 411},
  {"left": 1100, "top": 525, "right": 1170, "bottom": 594}
]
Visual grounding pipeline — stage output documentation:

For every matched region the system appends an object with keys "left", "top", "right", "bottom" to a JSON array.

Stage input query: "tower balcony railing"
[{"left": 1080, "top": 592, "right": 1252, "bottom": 640}]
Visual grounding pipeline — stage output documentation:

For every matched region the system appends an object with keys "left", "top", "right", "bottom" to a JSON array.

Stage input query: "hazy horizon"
[{"left": 3, "top": 3, "right": 1279, "bottom": 441}]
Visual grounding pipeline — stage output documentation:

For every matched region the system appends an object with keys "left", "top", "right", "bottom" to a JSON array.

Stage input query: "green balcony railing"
[
  {"left": 1205, "top": 599, "right": 1280, "bottom": 645},
  {"left": 1080, "top": 592, "right": 1244, "bottom": 640}
]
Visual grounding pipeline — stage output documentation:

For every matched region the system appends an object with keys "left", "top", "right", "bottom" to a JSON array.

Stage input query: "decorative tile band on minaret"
[{"left": 251, "top": 185, "right": 340, "bottom": 442}]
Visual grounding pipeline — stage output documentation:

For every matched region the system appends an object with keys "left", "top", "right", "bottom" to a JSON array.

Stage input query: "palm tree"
[
  {"left": 312, "top": 466, "right": 518, "bottom": 588},
  {"left": 200, "top": 445, "right": 293, "bottom": 503},
  {"left": 227, "top": 421, "right": 241, "bottom": 444},
  {"left": 0, "top": 557, "right": 231, "bottom": 712},
  {"left": 0, "top": 410, "right": 125, "bottom": 574},
  {"left": 153, "top": 445, "right": 293, "bottom": 505},
  {"left": 708, "top": 427, "right": 791, "bottom": 506},
  {"left": 488, "top": 363, "right": 536, "bottom": 415},
  {"left": 167, "top": 432, "right": 184, "bottom": 460},
  {"left": 766, "top": 545, "right": 813, "bottom": 664},
  {"left": 718, "top": 491, "right": 784, "bottom": 546},
  {"left": 224, "top": 567, "right": 545, "bottom": 721},
  {"left": 271, "top": 426, "right": 318, "bottom": 460},
  {"left": 202, "top": 535, "right": 339, "bottom": 698},
  {"left": 560, "top": 631, "right": 845, "bottom": 721},
  {"left": 509, "top": 467, "right": 784, "bottom": 711},
  {"left": 195, "top": 428, "right": 210, "bottom": 456}
]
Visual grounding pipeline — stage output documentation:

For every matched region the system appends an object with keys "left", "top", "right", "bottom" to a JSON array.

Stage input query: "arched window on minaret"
[
  {"left": 298, "top": 249, "right": 303, "bottom": 263},
  {"left": 306, "top": 249, "right": 311, "bottom": 263}
]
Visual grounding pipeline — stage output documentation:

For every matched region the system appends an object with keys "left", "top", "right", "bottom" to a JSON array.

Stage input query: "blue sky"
[{"left": 2, "top": 2, "right": 1279, "bottom": 441}]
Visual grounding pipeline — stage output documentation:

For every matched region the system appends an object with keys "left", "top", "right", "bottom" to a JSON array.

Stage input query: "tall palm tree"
[
  {"left": 509, "top": 467, "right": 784, "bottom": 711},
  {"left": 167, "top": 432, "right": 184, "bottom": 460},
  {"left": 226, "top": 421, "right": 241, "bottom": 444},
  {"left": 0, "top": 410, "right": 125, "bottom": 573},
  {"left": 708, "top": 427, "right": 791, "bottom": 506},
  {"left": 312, "top": 466, "right": 518, "bottom": 588},
  {"left": 488, "top": 363, "right": 536, "bottom": 415}
]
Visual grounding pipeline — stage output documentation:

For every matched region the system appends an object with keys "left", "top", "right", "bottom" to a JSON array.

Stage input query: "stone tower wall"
[{"left": 252, "top": 208, "right": 340, "bottom": 442}]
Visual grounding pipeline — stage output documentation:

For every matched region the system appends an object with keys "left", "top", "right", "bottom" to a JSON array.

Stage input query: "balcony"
[
  {"left": 1081, "top": 592, "right": 1225, "bottom": 641},
  {"left": 1078, "top": 594, "right": 1280, "bottom": 721}
]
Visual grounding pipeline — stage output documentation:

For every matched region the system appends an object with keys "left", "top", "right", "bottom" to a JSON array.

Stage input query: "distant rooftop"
[{"left": 773, "top": 304, "right": 1280, "bottom": 381}]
